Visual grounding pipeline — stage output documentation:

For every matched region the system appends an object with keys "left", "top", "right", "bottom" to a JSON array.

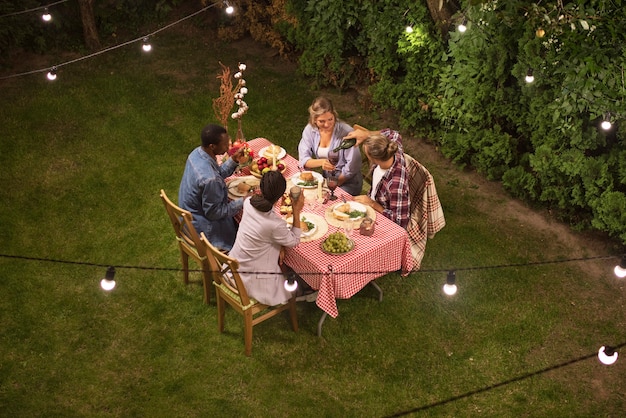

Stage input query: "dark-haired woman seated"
[{"left": 229, "top": 171, "right": 310, "bottom": 305}]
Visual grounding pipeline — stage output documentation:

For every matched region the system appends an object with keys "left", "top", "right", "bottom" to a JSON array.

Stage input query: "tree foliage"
[
  {"left": 272, "top": 0, "right": 626, "bottom": 243},
  {"left": 3, "top": 0, "right": 626, "bottom": 243}
]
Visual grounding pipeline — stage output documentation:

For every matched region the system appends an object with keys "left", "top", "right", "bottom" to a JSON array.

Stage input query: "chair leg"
[
  {"left": 288, "top": 298, "right": 299, "bottom": 332},
  {"left": 201, "top": 267, "right": 211, "bottom": 305},
  {"left": 180, "top": 250, "right": 190, "bottom": 285},
  {"left": 244, "top": 310, "right": 253, "bottom": 356},
  {"left": 216, "top": 295, "right": 225, "bottom": 333}
]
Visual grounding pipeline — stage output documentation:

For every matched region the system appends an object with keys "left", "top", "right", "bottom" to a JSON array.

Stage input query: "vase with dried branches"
[{"left": 212, "top": 62, "right": 249, "bottom": 147}]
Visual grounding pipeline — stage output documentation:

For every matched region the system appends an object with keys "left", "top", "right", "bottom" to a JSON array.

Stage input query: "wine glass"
[
  {"left": 327, "top": 174, "right": 338, "bottom": 201},
  {"left": 327, "top": 149, "right": 339, "bottom": 169}
]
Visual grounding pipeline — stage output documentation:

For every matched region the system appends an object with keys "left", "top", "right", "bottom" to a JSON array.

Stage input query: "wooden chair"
[
  {"left": 199, "top": 232, "right": 298, "bottom": 356},
  {"left": 403, "top": 153, "right": 446, "bottom": 270},
  {"left": 159, "top": 189, "right": 212, "bottom": 304}
]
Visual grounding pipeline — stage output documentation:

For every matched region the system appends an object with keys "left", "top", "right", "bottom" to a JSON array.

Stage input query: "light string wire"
[
  {"left": 2, "top": 250, "right": 623, "bottom": 414},
  {"left": 385, "top": 340, "right": 626, "bottom": 416},
  {"left": 0, "top": 1, "right": 221, "bottom": 81},
  {"left": 0, "top": 0, "right": 69, "bottom": 18},
  {"left": 0, "top": 252, "right": 619, "bottom": 276}
]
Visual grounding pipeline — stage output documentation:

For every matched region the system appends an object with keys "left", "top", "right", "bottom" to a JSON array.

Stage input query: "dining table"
[{"left": 227, "top": 137, "right": 415, "bottom": 336}]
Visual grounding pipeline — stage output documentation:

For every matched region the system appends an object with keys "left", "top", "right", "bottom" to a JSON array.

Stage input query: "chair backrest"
[
  {"left": 403, "top": 154, "right": 446, "bottom": 269},
  {"left": 404, "top": 153, "right": 429, "bottom": 217},
  {"left": 159, "top": 189, "right": 203, "bottom": 255},
  {"left": 200, "top": 232, "right": 253, "bottom": 308}
]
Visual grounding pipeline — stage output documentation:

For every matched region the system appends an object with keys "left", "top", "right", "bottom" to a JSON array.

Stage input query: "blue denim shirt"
[{"left": 178, "top": 146, "right": 243, "bottom": 251}]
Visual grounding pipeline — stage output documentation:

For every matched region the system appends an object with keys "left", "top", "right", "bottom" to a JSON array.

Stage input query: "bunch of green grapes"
[{"left": 322, "top": 232, "right": 351, "bottom": 253}]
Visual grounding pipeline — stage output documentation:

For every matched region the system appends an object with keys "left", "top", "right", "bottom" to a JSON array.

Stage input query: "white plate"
[
  {"left": 290, "top": 171, "right": 324, "bottom": 188},
  {"left": 259, "top": 145, "right": 286, "bottom": 160},
  {"left": 285, "top": 215, "right": 318, "bottom": 237},
  {"left": 332, "top": 201, "right": 368, "bottom": 221},
  {"left": 227, "top": 176, "right": 260, "bottom": 197}
]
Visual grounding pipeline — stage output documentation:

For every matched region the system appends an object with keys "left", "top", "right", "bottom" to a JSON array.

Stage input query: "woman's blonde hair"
[
  {"left": 308, "top": 97, "right": 339, "bottom": 127},
  {"left": 363, "top": 134, "right": 398, "bottom": 161}
]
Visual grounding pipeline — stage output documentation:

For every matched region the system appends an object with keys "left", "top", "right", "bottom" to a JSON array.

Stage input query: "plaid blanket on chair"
[{"left": 404, "top": 153, "right": 446, "bottom": 270}]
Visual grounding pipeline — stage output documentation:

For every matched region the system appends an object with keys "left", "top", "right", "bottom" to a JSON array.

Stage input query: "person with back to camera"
[
  {"left": 344, "top": 127, "right": 411, "bottom": 228},
  {"left": 229, "top": 171, "right": 316, "bottom": 304},
  {"left": 178, "top": 123, "right": 250, "bottom": 252},
  {"left": 297, "top": 97, "right": 363, "bottom": 196}
]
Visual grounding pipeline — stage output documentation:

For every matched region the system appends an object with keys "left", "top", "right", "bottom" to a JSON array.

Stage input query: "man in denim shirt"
[{"left": 179, "top": 124, "right": 248, "bottom": 252}]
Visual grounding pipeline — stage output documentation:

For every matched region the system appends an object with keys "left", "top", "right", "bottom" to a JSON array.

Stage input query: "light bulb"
[
  {"left": 458, "top": 19, "right": 467, "bottom": 33},
  {"left": 443, "top": 271, "right": 457, "bottom": 296},
  {"left": 601, "top": 120, "right": 612, "bottom": 130},
  {"left": 47, "top": 67, "right": 57, "bottom": 81},
  {"left": 224, "top": 1, "right": 234, "bottom": 14},
  {"left": 614, "top": 257, "right": 626, "bottom": 278},
  {"left": 525, "top": 69, "right": 534, "bottom": 83},
  {"left": 405, "top": 26, "right": 414, "bottom": 34},
  {"left": 598, "top": 346, "right": 618, "bottom": 365},
  {"left": 142, "top": 37, "right": 152, "bottom": 52},
  {"left": 284, "top": 279, "right": 298, "bottom": 292},
  {"left": 42, "top": 8, "right": 51, "bottom": 22},
  {"left": 100, "top": 266, "right": 116, "bottom": 291}
]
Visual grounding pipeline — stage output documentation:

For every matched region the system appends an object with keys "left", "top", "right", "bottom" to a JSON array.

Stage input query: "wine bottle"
[{"left": 332, "top": 138, "right": 357, "bottom": 152}]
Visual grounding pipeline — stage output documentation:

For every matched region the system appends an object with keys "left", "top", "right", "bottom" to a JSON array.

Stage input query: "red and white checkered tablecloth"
[{"left": 234, "top": 138, "right": 414, "bottom": 318}]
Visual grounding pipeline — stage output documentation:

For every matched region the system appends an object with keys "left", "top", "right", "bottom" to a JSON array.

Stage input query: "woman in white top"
[
  {"left": 297, "top": 97, "right": 363, "bottom": 195},
  {"left": 229, "top": 171, "right": 305, "bottom": 305}
]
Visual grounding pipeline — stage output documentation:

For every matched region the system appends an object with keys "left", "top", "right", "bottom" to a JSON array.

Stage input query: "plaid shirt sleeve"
[{"left": 374, "top": 129, "right": 411, "bottom": 228}]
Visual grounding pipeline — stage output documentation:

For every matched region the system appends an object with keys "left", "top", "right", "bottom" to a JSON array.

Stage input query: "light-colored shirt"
[
  {"left": 178, "top": 146, "right": 243, "bottom": 251},
  {"left": 229, "top": 199, "right": 301, "bottom": 305},
  {"left": 298, "top": 121, "right": 363, "bottom": 196}
]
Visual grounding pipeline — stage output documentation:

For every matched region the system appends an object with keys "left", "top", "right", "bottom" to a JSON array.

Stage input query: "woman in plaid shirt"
[{"left": 351, "top": 128, "right": 411, "bottom": 228}]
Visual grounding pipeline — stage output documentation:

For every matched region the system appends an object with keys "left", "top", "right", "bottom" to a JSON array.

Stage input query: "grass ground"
[{"left": 1, "top": 23, "right": 625, "bottom": 417}]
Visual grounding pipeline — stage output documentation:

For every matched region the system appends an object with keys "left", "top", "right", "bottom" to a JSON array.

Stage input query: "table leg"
[
  {"left": 317, "top": 311, "right": 328, "bottom": 337},
  {"left": 370, "top": 280, "right": 383, "bottom": 302}
]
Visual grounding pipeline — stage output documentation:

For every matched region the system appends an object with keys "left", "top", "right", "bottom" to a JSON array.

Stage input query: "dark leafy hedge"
[{"left": 271, "top": 0, "right": 626, "bottom": 244}]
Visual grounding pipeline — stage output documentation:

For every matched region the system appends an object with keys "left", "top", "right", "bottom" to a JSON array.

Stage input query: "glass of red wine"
[{"left": 327, "top": 173, "right": 339, "bottom": 201}]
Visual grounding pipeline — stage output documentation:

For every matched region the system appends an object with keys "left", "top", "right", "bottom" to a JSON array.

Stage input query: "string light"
[
  {"left": 224, "top": 1, "right": 234, "bottom": 15},
  {"left": 597, "top": 345, "right": 619, "bottom": 365},
  {"left": 100, "top": 266, "right": 116, "bottom": 291},
  {"left": 524, "top": 68, "right": 534, "bottom": 83},
  {"left": 405, "top": 26, "right": 414, "bottom": 34},
  {"left": 0, "top": 2, "right": 226, "bottom": 81},
  {"left": 42, "top": 8, "right": 51, "bottom": 22},
  {"left": 613, "top": 256, "right": 626, "bottom": 278},
  {"left": 284, "top": 272, "right": 298, "bottom": 292},
  {"left": 46, "top": 66, "right": 57, "bottom": 81},
  {"left": 458, "top": 19, "right": 468, "bottom": 33},
  {"left": 601, "top": 113, "right": 612, "bottom": 130},
  {"left": 142, "top": 37, "right": 152, "bottom": 52},
  {"left": 443, "top": 270, "right": 457, "bottom": 296},
  {"left": 0, "top": 0, "right": 69, "bottom": 19}
]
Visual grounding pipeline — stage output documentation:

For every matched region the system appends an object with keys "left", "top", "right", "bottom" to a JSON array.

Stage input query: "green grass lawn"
[{"left": 1, "top": 25, "right": 625, "bottom": 417}]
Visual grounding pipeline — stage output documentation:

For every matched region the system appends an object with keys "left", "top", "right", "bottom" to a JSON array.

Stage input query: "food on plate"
[
  {"left": 250, "top": 156, "right": 286, "bottom": 177},
  {"left": 280, "top": 194, "right": 293, "bottom": 214},
  {"left": 300, "top": 216, "right": 315, "bottom": 232},
  {"left": 322, "top": 232, "right": 352, "bottom": 254},
  {"left": 333, "top": 202, "right": 367, "bottom": 220},
  {"left": 237, "top": 181, "right": 252, "bottom": 193},
  {"left": 295, "top": 171, "right": 319, "bottom": 187},
  {"left": 300, "top": 171, "right": 314, "bottom": 182},
  {"left": 263, "top": 144, "right": 283, "bottom": 159}
]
